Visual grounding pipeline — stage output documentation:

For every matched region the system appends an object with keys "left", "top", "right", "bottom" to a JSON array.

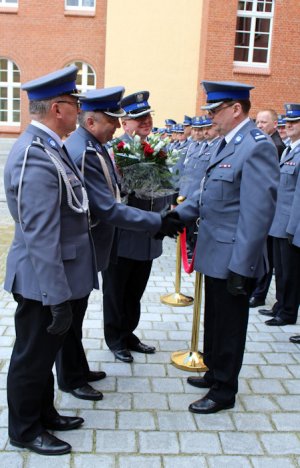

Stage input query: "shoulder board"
[
  {"left": 31, "top": 135, "right": 46, "bottom": 149},
  {"left": 250, "top": 129, "right": 267, "bottom": 142},
  {"left": 85, "top": 140, "right": 97, "bottom": 153}
]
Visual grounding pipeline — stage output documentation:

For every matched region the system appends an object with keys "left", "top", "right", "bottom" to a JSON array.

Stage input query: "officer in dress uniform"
[
  {"left": 173, "top": 81, "right": 279, "bottom": 413},
  {"left": 4, "top": 66, "right": 99, "bottom": 455},
  {"left": 249, "top": 109, "right": 285, "bottom": 309},
  {"left": 261, "top": 104, "right": 300, "bottom": 327},
  {"left": 277, "top": 114, "right": 291, "bottom": 146},
  {"left": 102, "top": 91, "right": 183, "bottom": 362},
  {"left": 58, "top": 88, "right": 181, "bottom": 387}
]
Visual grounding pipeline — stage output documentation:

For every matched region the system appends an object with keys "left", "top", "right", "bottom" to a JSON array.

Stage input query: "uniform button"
[
  {"left": 201, "top": 216, "right": 204, "bottom": 220},
  {"left": 232, "top": 237, "right": 236, "bottom": 242},
  {"left": 250, "top": 266, "right": 254, "bottom": 271},
  {"left": 204, "top": 187, "right": 207, "bottom": 191},
  {"left": 42, "top": 292, "right": 47, "bottom": 297}
]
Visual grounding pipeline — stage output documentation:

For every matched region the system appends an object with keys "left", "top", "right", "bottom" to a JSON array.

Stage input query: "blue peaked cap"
[
  {"left": 121, "top": 91, "right": 152, "bottom": 118},
  {"left": 165, "top": 118, "right": 177, "bottom": 125},
  {"left": 201, "top": 80, "right": 254, "bottom": 110},
  {"left": 277, "top": 114, "right": 286, "bottom": 126},
  {"left": 22, "top": 65, "right": 79, "bottom": 100},
  {"left": 284, "top": 104, "right": 300, "bottom": 121},
  {"left": 192, "top": 116, "right": 212, "bottom": 127},
  {"left": 79, "top": 87, "right": 126, "bottom": 116},
  {"left": 183, "top": 115, "right": 192, "bottom": 126}
]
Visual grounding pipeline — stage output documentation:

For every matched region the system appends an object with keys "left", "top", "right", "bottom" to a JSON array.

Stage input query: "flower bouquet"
[{"left": 112, "top": 134, "right": 178, "bottom": 210}]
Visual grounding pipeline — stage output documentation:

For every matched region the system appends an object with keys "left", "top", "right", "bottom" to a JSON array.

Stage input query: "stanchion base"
[
  {"left": 160, "top": 292, "right": 194, "bottom": 307},
  {"left": 171, "top": 350, "right": 208, "bottom": 372}
]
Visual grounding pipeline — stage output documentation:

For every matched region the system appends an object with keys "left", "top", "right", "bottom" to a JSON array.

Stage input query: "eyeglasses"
[
  {"left": 208, "top": 102, "right": 235, "bottom": 116},
  {"left": 56, "top": 100, "right": 81, "bottom": 109}
]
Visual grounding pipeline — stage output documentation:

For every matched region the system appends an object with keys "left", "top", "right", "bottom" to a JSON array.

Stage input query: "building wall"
[
  {"left": 197, "top": 0, "right": 300, "bottom": 117},
  {"left": 105, "top": 0, "right": 203, "bottom": 129},
  {"left": 0, "top": 0, "right": 107, "bottom": 134}
]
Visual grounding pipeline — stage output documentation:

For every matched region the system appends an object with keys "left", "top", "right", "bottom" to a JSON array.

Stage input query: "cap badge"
[{"left": 136, "top": 93, "right": 144, "bottom": 102}]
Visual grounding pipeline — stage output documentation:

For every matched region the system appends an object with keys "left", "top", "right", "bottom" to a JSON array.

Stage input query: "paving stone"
[
  {"left": 272, "top": 412, "right": 300, "bottom": 431},
  {"left": 78, "top": 409, "right": 116, "bottom": 429},
  {"left": 282, "top": 378, "right": 300, "bottom": 394},
  {"left": 250, "top": 456, "right": 296, "bottom": 468},
  {"left": 245, "top": 342, "right": 272, "bottom": 352},
  {"left": 239, "top": 365, "right": 262, "bottom": 378},
  {"left": 152, "top": 374, "right": 185, "bottom": 392},
  {"left": 133, "top": 393, "right": 168, "bottom": 410},
  {"left": 287, "top": 365, "right": 300, "bottom": 378},
  {"left": 164, "top": 455, "right": 207, "bottom": 467},
  {"left": 264, "top": 353, "right": 297, "bottom": 365},
  {"left": 259, "top": 365, "right": 293, "bottom": 378},
  {"left": 241, "top": 395, "right": 280, "bottom": 412},
  {"left": 232, "top": 413, "right": 273, "bottom": 431},
  {"left": 94, "top": 393, "right": 132, "bottom": 410},
  {"left": 195, "top": 412, "right": 235, "bottom": 431},
  {"left": 220, "top": 432, "right": 263, "bottom": 455},
  {"left": 274, "top": 395, "right": 300, "bottom": 411},
  {"left": 249, "top": 378, "right": 286, "bottom": 394},
  {"left": 101, "top": 362, "right": 133, "bottom": 377},
  {"left": 118, "top": 411, "right": 155, "bottom": 430},
  {"left": 207, "top": 455, "right": 252, "bottom": 468},
  {"left": 27, "top": 454, "right": 71, "bottom": 467},
  {"left": 179, "top": 431, "right": 221, "bottom": 454},
  {"left": 0, "top": 453, "right": 23, "bottom": 467},
  {"left": 132, "top": 363, "right": 166, "bottom": 377},
  {"left": 260, "top": 433, "right": 300, "bottom": 454},
  {"left": 96, "top": 430, "right": 136, "bottom": 453},
  {"left": 61, "top": 429, "right": 93, "bottom": 452},
  {"left": 119, "top": 455, "right": 161, "bottom": 468},
  {"left": 73, "top": 454, "right": 115, "bottom": 468},
  {"left": 117, "top": 377, "right": 151, "bottom": 393},
  {"left": 139, "top": 431, "right": 179, "bottom": 454},
  {"left": 157, "top": 411, "right": 196, "bottom": 430}
]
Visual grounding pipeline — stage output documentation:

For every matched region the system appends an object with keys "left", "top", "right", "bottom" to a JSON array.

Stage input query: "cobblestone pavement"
[{"left": 0, "top": 139, "right": 300, "bottom": 467}]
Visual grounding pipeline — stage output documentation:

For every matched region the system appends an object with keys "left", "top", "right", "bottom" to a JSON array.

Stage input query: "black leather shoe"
[
  {"left": 187, "top": 376, "right": 211, "bottom": 389},
  {"left": 69, "top": 384, "right": 103, "bottom": 401},
  {"left": 129, "top": 342, "right": 156, "bottom": 354},
  {"left": 289, "top": 335, "right": 300, "bottom": 344},
  {"left": 265, "top": 317, "right": 296, "bottom": 326},
  {"left": 43, "top": 415, "right": 84, "bottom": 431},
  {"left": 259, "top": 308, "right": 276, "bottom": 317},
  {"left": 10, "top": 431, "right": 71, "bottom": 455},
  {"left": 249, "top": 297, "right": 265, "bottom": 308},
  {"left": 87, "top": 370, "right": 106, "bottom": 382},
  {"left": 114, "top": 349, "right": 134, "bottom": 363},
  {"left": 188, "top": 396, "right": 235, "bottom": 414}
]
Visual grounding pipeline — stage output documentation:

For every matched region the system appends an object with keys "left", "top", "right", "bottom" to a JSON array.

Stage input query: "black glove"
[
  {"left": 155, "top": 211, "right": 185, "bottom": 239},
  {"left": 227, "top": 271, "right": 248, "bottom": 296},
  {"left": 47, "top": 301, "right": 73, "bottom": 336},
  {"left": 287, "top": 233, "right": 294, "bottom": 246}
]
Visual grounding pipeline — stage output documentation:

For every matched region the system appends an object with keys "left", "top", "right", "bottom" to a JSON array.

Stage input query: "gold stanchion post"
[
  {"left": 160, "top": 196, "right": 194, "bottom": 307},
  {"left": 171, "top": 271, "right": 208, "bottom": 372}
]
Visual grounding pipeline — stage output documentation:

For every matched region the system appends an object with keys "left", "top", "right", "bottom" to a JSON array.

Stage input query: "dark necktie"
[{"left": 216, "top": 138, "right": 227, "bottom": 155}]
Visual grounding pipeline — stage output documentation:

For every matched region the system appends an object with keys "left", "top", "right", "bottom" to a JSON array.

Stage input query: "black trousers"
[
  {"left": 203, "top": 275, "right": 254, "bottom": 404},
  {"left": 251, "top": 235, "right": 274, "bottom": 301},
  {"left": 7, "top": 294, "right": 65, "bottom": 442},
  {"left": 102, "top": 257, "right": 153, "bottom": 350},
  {"left": 273, "top": 237, "right": 300, "bottom": 322},
  {"left": 55, "top": 295, "right": 90, "bottom": 390}
]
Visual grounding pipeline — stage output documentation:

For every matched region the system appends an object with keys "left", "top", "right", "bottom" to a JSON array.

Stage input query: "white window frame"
[
  {"left": 65, "top": 0, "right": 95, "bottom": 11},
  {"left": 234, "top": 0, "right": 275, "bottom": 68},
  {"left": 0, "top": 0, "right": 18, "bottom": 6},
  {"left": 0, "top": 59, "right": 20, "bottom": 126},
  {"left": 66, "top": 61, "right": 96, "bottom": 93}
]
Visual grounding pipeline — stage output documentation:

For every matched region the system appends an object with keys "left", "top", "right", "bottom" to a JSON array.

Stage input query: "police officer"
[
  {"left": 58, "top": 88, "right": 182, "bottom": 385},
  {"left": 103, "top": 91, "right": 183, "bottom": 362},
  {"left": 249, "top": 109, "right": 285, "bottom": 308},
  {"left": 4, "top": 66, "right": 99, "bottom": 455},
  {"left": 262, "top": 104, "right": 300, "bottom": 327},
  {"left": 174, "top": 81, "right": 279, "bottom": 413}
]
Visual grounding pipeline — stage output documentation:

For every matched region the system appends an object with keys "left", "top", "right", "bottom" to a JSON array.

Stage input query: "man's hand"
[
  {"left": 155, "top": 211, "right": 185, "bottom": 239},
  {"left": 227, "top": 271, "right": 248, "bottom": 296},
  {"left": 47, "top": 301, "right": 73, "bottom": 336}
]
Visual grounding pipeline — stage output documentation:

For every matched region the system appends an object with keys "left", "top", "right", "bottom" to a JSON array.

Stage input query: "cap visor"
[
  {"left": 201, "top": 101, "right": 224, "bottom": 110},
  {"left": 104, "top": 108, "right": 127, "bottom": 117},
  {"left": 126, "top": 109, "right": 154, "bottom": 118}
]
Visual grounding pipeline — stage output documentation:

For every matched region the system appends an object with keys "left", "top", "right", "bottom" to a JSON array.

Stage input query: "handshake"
[{"left": 155, "top": 211, "right": 185, "bottom": 239}]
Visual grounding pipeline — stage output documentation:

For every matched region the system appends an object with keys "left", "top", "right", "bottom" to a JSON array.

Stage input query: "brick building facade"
[{"left": 1, "top": 0, "right": 299, "bottom": 136}]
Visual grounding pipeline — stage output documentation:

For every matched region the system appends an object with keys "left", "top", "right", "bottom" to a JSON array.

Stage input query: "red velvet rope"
[{"left": 180, "top": 228, "right": 196, "bottom": 273}]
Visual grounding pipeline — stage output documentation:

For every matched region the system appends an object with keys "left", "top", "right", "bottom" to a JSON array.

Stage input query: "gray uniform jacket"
[
  {"left": 113, "top": 132, "right": 163, "bottom": 261},
  {"left": 4, "top": 124, "right": 99, "bottom": 305},
  {"left": 176, "top": 120, "right": 279, "bottom": 279},
  {"left": 270, "top": 143, "right": 300, "bottom": 239},
  {"left": 65, "top": 127, "right": 162, "bottom": 271},
  {"left": 179, "top": 138, "right": 221, "bottom": 199}
]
